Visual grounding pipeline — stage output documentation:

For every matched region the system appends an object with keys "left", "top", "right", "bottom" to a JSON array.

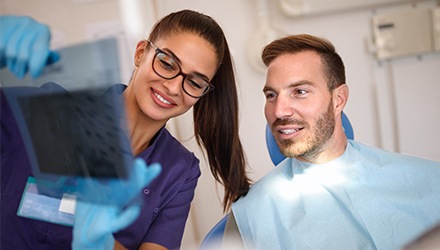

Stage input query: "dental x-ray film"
[{"left": 1, "top": 37, "right": 135, "bottom": 205}]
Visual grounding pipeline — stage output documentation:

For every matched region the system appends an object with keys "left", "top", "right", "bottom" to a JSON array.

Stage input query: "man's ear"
[
  {"left": 134, "top": 40, "right": 148, "bottom": 67},
  {"left": 333, "top": 84, "right": 349, "bottom": 113}
]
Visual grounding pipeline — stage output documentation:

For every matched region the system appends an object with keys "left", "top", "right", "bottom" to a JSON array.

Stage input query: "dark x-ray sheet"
[{"left": 1, "top": 38, "right": 135, "bottom": 205}]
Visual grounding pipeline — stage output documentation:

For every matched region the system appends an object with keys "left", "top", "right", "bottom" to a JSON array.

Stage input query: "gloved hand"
[
  {"left": 71, "top": 158, "right": 161, "bottom": 250},
  {"left": 0, "top": 15, "right": 60, "bottom": 79}
]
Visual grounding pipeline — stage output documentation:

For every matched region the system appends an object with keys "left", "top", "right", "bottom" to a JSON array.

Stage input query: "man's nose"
[{"left": 274, "top": 96, "right": 293, "bottom": 119}]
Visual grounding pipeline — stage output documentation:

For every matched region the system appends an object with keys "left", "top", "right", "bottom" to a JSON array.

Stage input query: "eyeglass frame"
[{"left": 147, "top": 40, "right": 215, "bottom": 98}]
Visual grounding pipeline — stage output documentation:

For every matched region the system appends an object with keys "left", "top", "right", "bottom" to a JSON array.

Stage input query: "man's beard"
[{"left": 276, "top": 100, "right": 335, "bottom": 159}]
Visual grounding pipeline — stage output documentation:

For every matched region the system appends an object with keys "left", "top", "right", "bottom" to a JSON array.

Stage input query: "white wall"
[{"left": 2, "top": 0, "right": 439, "bottom": 249}]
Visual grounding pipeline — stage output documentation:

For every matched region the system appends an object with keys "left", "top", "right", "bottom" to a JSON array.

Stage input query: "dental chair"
[{"left": 199, "top": 112, "right": 354, "bottom": 249}]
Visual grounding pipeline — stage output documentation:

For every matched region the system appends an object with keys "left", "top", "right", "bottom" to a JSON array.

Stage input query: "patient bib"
[{"left": 232, "top": 141, "right": 440, "bottom": 250}]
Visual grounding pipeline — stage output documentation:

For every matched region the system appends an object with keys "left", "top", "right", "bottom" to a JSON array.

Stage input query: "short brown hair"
[{"left": 262, "top": 34, "right": 346, "bottom": 90}]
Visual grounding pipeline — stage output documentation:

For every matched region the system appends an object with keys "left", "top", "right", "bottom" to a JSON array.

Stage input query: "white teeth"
[
  {"left": 154, "top": 92, "right": 171, "bottom": 105},
  {"left": 280, "top": 129, "right": 297, "bottom": 134}
]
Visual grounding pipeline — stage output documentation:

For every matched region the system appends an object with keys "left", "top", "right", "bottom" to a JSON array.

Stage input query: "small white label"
[{"left": 59, "top": 194, "right": 77, "bottom": 214}]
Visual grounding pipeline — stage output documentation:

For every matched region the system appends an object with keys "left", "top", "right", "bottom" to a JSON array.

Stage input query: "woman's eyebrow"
[
  {"left": 162, "top": 48, "right": 182, "bottom": 65},
  {"left": 162, "top": 47, "right": 211, "bottom": 81},
  {"left": 193, "top": 72, "right": 210, "bottom": 81}
]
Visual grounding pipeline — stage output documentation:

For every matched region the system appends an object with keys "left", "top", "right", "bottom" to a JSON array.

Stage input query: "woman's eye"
[
  {"left": 157, "top": 53, "right": 178, "bottom": 71},
  {"left": 187, "top": 79, "right": 203, "bottom": 89},
  {"left": 159, "top": 59, "right": 175, "bottom": 71}
]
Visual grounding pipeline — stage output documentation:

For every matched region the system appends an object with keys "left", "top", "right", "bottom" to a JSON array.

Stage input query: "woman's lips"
[{"left": 151, "top": 88, "right": 176, "bottom": 108}]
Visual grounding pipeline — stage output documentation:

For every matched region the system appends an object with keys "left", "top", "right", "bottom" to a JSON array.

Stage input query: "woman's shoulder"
[
  {"left": 147, "top": 127, "right": 200, "bottom": 169},
  {"left": 159, "top": 128, "right": 195, "bottom": 153}
]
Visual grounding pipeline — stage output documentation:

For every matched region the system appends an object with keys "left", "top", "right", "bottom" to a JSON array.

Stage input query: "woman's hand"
[
  {"left": 72, "top": 158, "right": 161, "bottom": 250},
  {"left": 0, "top": 15, "right": 60, "bottom": 79}
]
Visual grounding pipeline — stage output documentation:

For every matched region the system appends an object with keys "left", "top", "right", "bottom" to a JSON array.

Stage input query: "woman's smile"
[{"left": 151, "top": 88, "right": 176, "bottom": 108}]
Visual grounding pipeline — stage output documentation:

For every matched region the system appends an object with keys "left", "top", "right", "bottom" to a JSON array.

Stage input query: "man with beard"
[{"left": 223, "top": 34, "right": 440, "bottom": 250}]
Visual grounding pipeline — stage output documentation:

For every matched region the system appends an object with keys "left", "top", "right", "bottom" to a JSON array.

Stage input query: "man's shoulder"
[
  {"left": 234, "top": 158, "right": 293, "bottom": 206},
  {"left": 349, "top": 140, "right": 440, "bottom": 167}
]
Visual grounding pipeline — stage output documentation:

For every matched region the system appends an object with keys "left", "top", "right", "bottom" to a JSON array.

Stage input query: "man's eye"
[
  {"left": 265, "top": 92, "right": 276, "bottom": 100},
  {"left": 296, "top": 89, "right": 308, "bottom": 95}
]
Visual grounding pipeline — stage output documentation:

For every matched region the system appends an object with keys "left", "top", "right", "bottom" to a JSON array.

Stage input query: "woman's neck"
[{"left": 123, "top": 86, "right": 165, "bottom": 155}]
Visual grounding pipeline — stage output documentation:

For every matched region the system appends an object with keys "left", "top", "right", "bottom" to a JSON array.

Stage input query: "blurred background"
[{"left": 2, "top": 0, "right": 439, "bottom": 248}]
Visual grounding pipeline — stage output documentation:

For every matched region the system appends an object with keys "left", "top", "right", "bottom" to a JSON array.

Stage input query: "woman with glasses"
[
  {"left": 1, "top": 10, "right": 250, "bottom": 250},
  {"left": 115, "top": 9, "right": 251, "bottom": 250}
]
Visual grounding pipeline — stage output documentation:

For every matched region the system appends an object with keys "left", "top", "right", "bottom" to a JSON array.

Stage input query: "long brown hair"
[{"left": 148, "top": 9, "right": 251, "bottom": 211}]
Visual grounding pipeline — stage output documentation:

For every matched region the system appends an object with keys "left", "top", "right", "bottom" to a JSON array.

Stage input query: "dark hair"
[
  {"left": 148, "top": 9, "right": 250, "bottom": 211},
  {"left": 262, "top": 34, "right": 346, "bottom": 90}
]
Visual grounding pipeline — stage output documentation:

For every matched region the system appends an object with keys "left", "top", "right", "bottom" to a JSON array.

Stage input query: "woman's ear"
[
  {"left": 134, "top": 40, "right": 148, "bottom": 67},
  {"left": 333, "top": 84, "right": 349, "bottom": 113}
]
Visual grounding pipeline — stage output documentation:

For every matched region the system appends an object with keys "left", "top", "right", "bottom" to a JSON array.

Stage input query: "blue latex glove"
[
  {"left": 0, "top": 15, "right": 60, "bottom": 79},
  {"left": 72, "top": 158, "right": 161, "bottom": 250}
]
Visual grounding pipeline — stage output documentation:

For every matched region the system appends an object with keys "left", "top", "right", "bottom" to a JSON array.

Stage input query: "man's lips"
[
  {"left": 272, "top": 119, "right": 306, "bottom": 138},
  {"left": 276, "top": 125, "right": 304, "bottom": 135},
  {"left": 273, "top": 119, "right": 305, "bottom": 132},
  {"left": 278, "top": 128, "right": 301, "bottom": 135}
]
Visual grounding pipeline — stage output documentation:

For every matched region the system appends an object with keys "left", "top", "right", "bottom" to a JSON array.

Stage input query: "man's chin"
[{"left": 280, "top": 144, "right": 307, "bottom": 158}]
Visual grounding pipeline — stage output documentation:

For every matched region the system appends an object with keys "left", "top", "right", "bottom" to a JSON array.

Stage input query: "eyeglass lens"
[{"left": 153, "top": 51, "right": 211, "bottom": 98}]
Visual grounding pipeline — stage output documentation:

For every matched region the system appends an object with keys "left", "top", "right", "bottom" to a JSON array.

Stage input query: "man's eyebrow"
[
  {"left": 263, "top": 80, "right": 315, "bottom": 92},
  {"left": 290, "top": 80, "right": 315, "bottom": 87},
  {"left": 262, "top": 85, "right": 274, "bottom": 93}
]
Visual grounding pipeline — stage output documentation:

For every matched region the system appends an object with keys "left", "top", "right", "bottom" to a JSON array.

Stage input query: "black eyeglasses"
[{"left": 147, "top": 40, "right": 214, "bottom": 98}]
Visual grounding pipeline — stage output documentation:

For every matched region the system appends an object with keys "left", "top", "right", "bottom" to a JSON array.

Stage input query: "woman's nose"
[{"left": 163, "top": 75, "right": 183, "bottom": 95}]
